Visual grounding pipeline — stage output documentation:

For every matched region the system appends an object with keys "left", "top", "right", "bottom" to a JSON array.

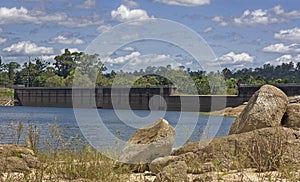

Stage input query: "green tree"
[
  {"left": 5, "top": 62, "right": 20, "bottom": 82},
  {"left": 75, "top": 53, "right": 107, "bottom": 82},
  {"left": 54, "top": 49, "right": 82, "bottom": 78},
  {"left": 45, "top": 75, "right": 66, "bottom": 87}
]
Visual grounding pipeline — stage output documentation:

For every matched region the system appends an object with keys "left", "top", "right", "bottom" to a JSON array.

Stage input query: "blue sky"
[{"left": 0, "top": 0, "right": 300, "bottom": 71}]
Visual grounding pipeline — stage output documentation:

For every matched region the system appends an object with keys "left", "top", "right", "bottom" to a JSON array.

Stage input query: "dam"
[{"left": 14, "top": 84, "right": 300, "bottom": 112}]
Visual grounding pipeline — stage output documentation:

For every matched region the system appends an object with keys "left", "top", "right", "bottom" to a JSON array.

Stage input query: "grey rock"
[
  {"left": 230, "top": 84, "right": 288, "bottom": 134},
  {"left": 155, "top": 161, "right": 188, "bottom": 182},
  {"left": 118, "top": 118, "right": 175, "bottom": 171},
  {"left": 282, "top": 103, "right": 300, "bottom": 129}
]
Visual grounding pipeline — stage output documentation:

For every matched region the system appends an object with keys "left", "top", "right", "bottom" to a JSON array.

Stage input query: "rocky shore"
[
  {"left": 120, "top": 84, "right": 300, "bottom": 181},
  {"left": 1, "top": 84, "right": 300, "bottom": 181}
]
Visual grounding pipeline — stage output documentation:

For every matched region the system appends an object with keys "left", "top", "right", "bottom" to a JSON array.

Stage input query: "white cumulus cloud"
[
  {"left": 153, "top": 0, "right": 210, "bottom": 6},
  {"left": 213, "top": 6, "right": 300, "bottom": 26},
  {"left": 266, "top": 54, "right": 300, "bottom": 66},
  {"left": 111, "top": 5, "right": 153, "bottom": 22},
  {"left": 103, "top": 51, "right": 141, "bottom": 65},
  {"left": 274, "top": 27, "right": 300, "bottom": 42},
  {"left": 263, "top": 43, "right": 300, "bottom": 54},
  {"left": 2, "top": 41, "right": 54, "bottom": 56},
  {"left": 214, "top": 52, "right": 254, "bottom": 68},
  {"left": 0, "top": 6, "right": 102, "bottom": 27},
  {"left": 49, "top": 35, "right": 85, "bottom": 45},
  {"left": 0, "top": 37, "right": 7, "bottom": 44}
]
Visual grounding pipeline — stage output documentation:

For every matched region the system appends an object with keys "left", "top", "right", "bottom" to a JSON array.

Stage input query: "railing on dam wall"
[{"left": 14, "top": 86, "right": 248, "bottom": 112}]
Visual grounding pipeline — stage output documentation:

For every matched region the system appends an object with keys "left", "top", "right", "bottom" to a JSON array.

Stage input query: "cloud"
[
  {"left": 77, "top": 0, "right": 96, "bottom": 9},
  {"left": 274, "top": 27, "right": 300, "bottom": 42},
  {"left": 102, "top": 52, "right": 183, "bottom": 71},
  {"left": 213, "top": 52, "right": 254, "bottom": 68},
  {"left": 123, "top": 0, "right": 139, "bottom": 7},
  {"left": 0, "top": 37, "right": 7, "bottom": 44},
  {"left": 39, "top": 55, "right": 56, "bottom": 62},
  {"left": 213, "top": 6, "right": 300, "bottom": 26},
  {"left": 121, "top": 33, "right": 139, "bottom": 41},
  {"left": 111, "top": 5, "right": 153, "bottom": 22},
  {"left": 60, "top": 48, "right": 81, "bottom": 54},
  {"left": 203, "top": 27, "right": 213, "bottom": 33},
  {"left": 153, "top": 0, "right": 210, "bottom": 6},
  {"left": 0, "top": 27, "right": 3, "bottom": 33},
  {"left": 103, "top": 51, "right": 141, "bottom": 65},
  {"left": 262, "top": 43, "right": 300, "bottom": 54},
  {"left": 0, "top": 6, "right": 102, "bottom": 28},
  {"left": 97, "top": 25, "right": 113, "bottom": 33},
  {"left": 2, "top": 41, "right": 54, "bottom": 56},
  {"left": 49, "top": 35, "right": 85, "bottom": 45},
  {"left": 211, "top": 16, "right": 228, "bottom": 26},
  {"left": 266, "top": 54, "right": 300, "bottom": 66},
  {"left": 123, "top": 47, "right": 135, "bottom": 51}
]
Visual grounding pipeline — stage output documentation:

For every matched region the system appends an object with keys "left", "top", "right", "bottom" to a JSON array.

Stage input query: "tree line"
[{"left": 1, "top": 49, "right": 300, "bottom": 95}]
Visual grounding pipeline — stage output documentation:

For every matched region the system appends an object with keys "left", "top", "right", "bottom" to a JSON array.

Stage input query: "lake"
[{"left": 0, "top": 106, "right": 234, "bottom": 152}]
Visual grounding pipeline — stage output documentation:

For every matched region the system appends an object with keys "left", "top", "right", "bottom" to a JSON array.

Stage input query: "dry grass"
[{"left": 1, "top": 121, "right": 132, "bottom": 182}]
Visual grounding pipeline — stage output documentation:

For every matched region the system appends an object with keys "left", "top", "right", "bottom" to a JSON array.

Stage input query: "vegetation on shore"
[
  {"left": 0, "top": 121, "right": 133, "bottom": 181},
  {"left": 0, "top": 88, "right": 13, "bottom": 106},
  {"left": 1, "top": 49, "right": 300, "bottom": 95}
]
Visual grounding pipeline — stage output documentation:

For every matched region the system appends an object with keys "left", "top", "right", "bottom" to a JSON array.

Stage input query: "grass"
[
  {"left": 185, "top": 127, "right": 300, "bottom": 181},
  {"left": 0, "top": 88, "right": 14, "bottom": 106},
  {"left": 1, "top": 121, "right": 132, "bottom": 181}
]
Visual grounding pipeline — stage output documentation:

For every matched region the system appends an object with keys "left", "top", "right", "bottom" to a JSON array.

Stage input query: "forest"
[{"left": 1, "top": 49, "right": 300, "bottom": 95}]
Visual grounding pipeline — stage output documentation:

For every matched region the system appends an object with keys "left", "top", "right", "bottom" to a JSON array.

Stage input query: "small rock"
[
  {"left": 230, "top": 85, "right": 288, "bottom": 134},
  {"left": 155, "top": 161, "right": 188, "bottom": 182},
  {"left": 171, "top": 142, "right": 200, "bottom": 156},
  {"left": 282, "top": 103, "right": 300, "bottom": 129},
  {"left": 149, "top": 156, "right": 181, "bottom": 174},
  {"left": 192, "top": 175, "right": 214, "bottom": 182}
]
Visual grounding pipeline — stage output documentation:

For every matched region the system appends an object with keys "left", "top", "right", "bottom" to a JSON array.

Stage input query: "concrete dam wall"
[{"left": 14, "top": 84, "right": 299, "bottom": 112}]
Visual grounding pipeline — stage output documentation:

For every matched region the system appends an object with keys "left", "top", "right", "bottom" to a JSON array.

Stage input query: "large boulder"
[
  {"left": 175, "top": 127, "right": 300, "bottom": 172},
  {"left": 118, "top": 118, "right": 175, "bottom": 168},
  {"left": 230, "top": 85, "right": 288, "bottom": 134},
  {"left": 282, "top": 103, "right": 300, "bottom": 129}
]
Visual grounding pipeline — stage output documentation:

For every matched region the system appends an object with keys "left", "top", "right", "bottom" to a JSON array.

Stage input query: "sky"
[{"left": 0, "top": 0, "right": 300, "bottom": 72}]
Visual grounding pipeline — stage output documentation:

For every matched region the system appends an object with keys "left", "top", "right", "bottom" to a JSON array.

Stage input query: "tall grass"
[{"left": 1, "top": 121, "right": 132, "bottom": 181}]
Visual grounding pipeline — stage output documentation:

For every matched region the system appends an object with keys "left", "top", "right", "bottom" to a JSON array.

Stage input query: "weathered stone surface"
[
  {"left": 282, "top": 103, "right": 300, "bottom": 129},
  {"left": 171, "top": 142, "right": 200, "bottom": 156},
  {"left": 155, "top": 161, "right": 188, "bottom": 182},
  {"left": 118, "top": 118, "right": 175, "bottom": 169},
  {"left": 0, "top": 144, "right": 39, "bottom": 173},
  {"left": 199, "top": 127, "right": 300, "bottom": 171},
  {"left": 230, "top": 85, "right": 288, "bottom": 134},
  {"left": 149, "top": 156, "right": 181, "bottom": 174},
  {"left": 289, "top": 96, "right": 300, "bottom": 103}
]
